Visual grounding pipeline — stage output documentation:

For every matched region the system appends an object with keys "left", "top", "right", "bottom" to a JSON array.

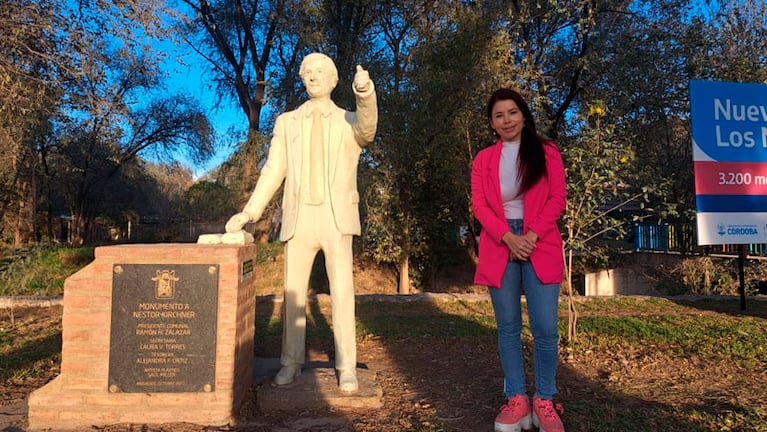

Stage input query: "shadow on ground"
[
  {"left": 2, "top": 293, "right": 766, "bottom": 430},
  {"left": 245, "top": 292, "right": 762, "bottom": 431}
]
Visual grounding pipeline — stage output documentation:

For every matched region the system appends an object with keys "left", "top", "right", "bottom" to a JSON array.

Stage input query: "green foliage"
[
  {"left": 361, "top": 3, "right": 497, "bottom": 291},
  {"left": 561, "top": 103, "right": 646, "bottom": 262},
  {"left": 560, "top": 101, "right": 653, "bottom": 341},
  {"left": 0, "top": 246, "right": 93, "bottom": 296},
  {"left": 184, "top": 180, "right": 239, "bottom": 220},
  {"left": 5, "top": 0, "right": 767, "bottom": 295},
  {"left": 0, "top": 0, "right": 212, "bottom": 246}
]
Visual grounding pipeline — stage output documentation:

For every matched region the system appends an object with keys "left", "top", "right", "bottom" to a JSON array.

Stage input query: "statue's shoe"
[
  {"left": 274, "top": 365, "right": 301, "bottom": 385},
  {"left": 338, "top": 369, "right": 358, "bottom": 392}
]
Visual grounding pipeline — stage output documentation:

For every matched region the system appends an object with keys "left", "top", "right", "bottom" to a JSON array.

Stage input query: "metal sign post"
[{"left": 738, "top": 245, "right": 746, "bottom": 311}]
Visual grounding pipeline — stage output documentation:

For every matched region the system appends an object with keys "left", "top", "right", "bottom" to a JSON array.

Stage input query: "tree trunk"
[
  {"left": 398, "top": 256, "right": 410, "bottom": 295},
  {"left": 562, "top": 228, "right": 578, "bottom": 344},
  {"left": 397, "top": 219, "right": 411, "bottom": 295},
  {"left": 241, "top": 130, "right": 261, "bottom": 198},
  {"left": 13, "top": 147, "right": 36, "bottom": 246},
  {"left": 565, "top": 243, "right": 578, "bottom": 343},
  {"left": 70, "top": 212, "right": 87, "bottom": 246},
  {"left": 30, "top": 160, "right": 38, "bottom": 242},
  {"left": 13, "top": 193, "right": 33, "bottom": 246}
]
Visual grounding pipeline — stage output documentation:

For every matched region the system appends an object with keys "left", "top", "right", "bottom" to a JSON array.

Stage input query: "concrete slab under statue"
[
  {"left": 27, "top": 243, "right": 258, "bottom": 430},
  {"left": 253, "top": 358, "right": 382, "bottom": 411}
]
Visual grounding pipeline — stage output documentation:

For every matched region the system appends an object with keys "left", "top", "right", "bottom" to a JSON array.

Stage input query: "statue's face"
[{"left": 301, "top": 57, "right": 337, "bottom": 99}]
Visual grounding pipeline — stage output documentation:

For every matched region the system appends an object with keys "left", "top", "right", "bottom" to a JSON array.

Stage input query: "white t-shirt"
[{"left": 499, "top": 141, "right": 524, "bottom": 219}]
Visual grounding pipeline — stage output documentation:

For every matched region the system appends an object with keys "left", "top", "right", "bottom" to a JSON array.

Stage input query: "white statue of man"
[{"left": 225, "top": 53, "right": 377, "bottom": 392}]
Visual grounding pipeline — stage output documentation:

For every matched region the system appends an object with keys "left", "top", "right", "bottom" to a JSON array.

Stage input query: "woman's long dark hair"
[{"left": 486, "top": 88, "right": 547, "bottom": 193}]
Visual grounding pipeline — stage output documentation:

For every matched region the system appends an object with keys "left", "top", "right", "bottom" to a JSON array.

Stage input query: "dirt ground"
[
  {"left": 2, "top": 253, "right": 767, "bottom": 431},
  {"left": 3, "top": 295, "right": 767, "bottom": 432}
]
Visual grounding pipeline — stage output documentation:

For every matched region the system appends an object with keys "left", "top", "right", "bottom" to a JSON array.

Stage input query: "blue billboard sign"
[{"left": 690, "top": 80, "right": 767, "bottom": 245}]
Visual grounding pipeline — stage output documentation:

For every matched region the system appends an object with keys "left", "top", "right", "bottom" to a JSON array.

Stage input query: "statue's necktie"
[{"left": 309, "top": 108, "right": 324, "bottom": 204}]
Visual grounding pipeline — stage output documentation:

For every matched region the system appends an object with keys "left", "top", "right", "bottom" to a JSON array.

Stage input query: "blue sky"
[{"left": 160, "top": 44, "right": 246, "bottom": 179}]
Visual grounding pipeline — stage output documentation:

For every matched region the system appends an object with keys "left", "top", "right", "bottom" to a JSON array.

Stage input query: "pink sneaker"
[
  {"left": 532, "top": 397, "right": 565, "bottom": 432},
  {"left": 494, "top": 394, "right": 532, "bottom": 432}
]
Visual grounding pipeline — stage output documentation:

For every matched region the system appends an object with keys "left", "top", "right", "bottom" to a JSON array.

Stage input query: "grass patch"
[
  {"left": 357, "top": 314, "right": 497, "bottom": 338},
  {"left": 565, "top": 400, "right": 714, "bottom": 432},
  {"left": 0, "top": 246, "right": 94, "bottom": 296},
  {"left": 575, "top": 314, "right": 766, "bottom": 366},
  {"left": 255, "top": 242, "right": 284, "bottom": 265}
]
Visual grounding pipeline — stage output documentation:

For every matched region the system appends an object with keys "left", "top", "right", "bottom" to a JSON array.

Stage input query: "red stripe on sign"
[{"left": 694, "top": 161, "right": 767, "bottom": 195}]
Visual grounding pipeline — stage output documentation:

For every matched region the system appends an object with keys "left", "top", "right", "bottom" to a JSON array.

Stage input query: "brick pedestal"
[{"left": 28, "top": 244, "right": 257, "bottom": 431}]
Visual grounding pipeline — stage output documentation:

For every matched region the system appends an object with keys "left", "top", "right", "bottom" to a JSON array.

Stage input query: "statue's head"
[{"left": 299, "top": 53, "right": 339, "bottom": 99}]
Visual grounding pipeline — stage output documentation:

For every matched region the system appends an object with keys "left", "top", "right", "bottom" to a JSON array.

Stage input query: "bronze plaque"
[{"left": 108, "top": 264, "right": 218, "bottom": 393}]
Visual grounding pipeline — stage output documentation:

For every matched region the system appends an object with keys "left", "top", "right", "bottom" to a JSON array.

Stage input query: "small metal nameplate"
[{"left": 241, "top": 259, "right": 254, "bottom": 279}]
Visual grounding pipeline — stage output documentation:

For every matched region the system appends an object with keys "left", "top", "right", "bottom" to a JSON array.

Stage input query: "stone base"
[
  {"left": 255, "top": 358, "right": 382, "bottom": 410},
  {"left": 27, "top": 244, "right": 258, "bottom": 431},
  {"left": 29, "top": 376, "right": 237, "bottom": 429}
]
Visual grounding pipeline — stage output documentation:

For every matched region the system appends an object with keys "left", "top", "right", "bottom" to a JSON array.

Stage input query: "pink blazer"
[{"left": 471, "top": 139, "right": 567, "bottom": 287}]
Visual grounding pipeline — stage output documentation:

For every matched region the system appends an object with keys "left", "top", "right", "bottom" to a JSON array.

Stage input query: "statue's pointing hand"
[{"left": 353, "top": 65, "right": 371, "bottom": 93}]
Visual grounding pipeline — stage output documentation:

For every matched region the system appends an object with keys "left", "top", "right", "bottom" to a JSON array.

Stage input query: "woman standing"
[{"left": 471, "top": 88, "right": 567, "bottom": 432}]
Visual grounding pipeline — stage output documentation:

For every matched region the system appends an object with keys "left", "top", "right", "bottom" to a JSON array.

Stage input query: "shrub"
[{"left": 653, "top": 255, "right": 765, "bottom": 296}]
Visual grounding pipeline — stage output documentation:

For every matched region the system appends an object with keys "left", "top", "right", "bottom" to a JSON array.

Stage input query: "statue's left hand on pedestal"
[
  {"left": 226, "top": 212, "right": 252, "bottom": 233},
  {"left": 196, "top": 212, "right": 255, "bottom": 245}
]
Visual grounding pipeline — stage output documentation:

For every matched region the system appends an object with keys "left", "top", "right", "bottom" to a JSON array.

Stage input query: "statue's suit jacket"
[{"left": 241, "top": 84, "right": 378, "bottom": 240}]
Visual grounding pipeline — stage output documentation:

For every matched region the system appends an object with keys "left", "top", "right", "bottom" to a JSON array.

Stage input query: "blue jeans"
[{"left": 488, "top": 219, "right": 560, "bottom": 400}]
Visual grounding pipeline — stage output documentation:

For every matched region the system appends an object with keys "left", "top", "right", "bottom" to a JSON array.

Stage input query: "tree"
[
  {"left": 360, "top": 1, "right": 497, "bottom": 293},
  {"left": 142, "top": 161, "right": 196, "bottom": 219},
  {"left": 0, "top": 0, "right": 215, "bottom": 245},
  {"left": 176, "top": 0, "right": 297, "bottom": 196},
  {"left": 690, "top": 1, "right": 767, "bottom": 84},
  {"left": 0, "top": 0, "right": 69, "bottom": 245},
  {"left": 549, "top": 1, "right": 698, "bottom": 340},
  {"left": 52, "top": 90, "right": 213, "bottom": 244},
  {"left": 356, "top": 0, "right": 425, "bottom": 293},
  {"left": 317, "top": 0, "right": 378, "bottom": 109},
  {"left": 560, "top": 102, "right": 654, "bottom": 341}
]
